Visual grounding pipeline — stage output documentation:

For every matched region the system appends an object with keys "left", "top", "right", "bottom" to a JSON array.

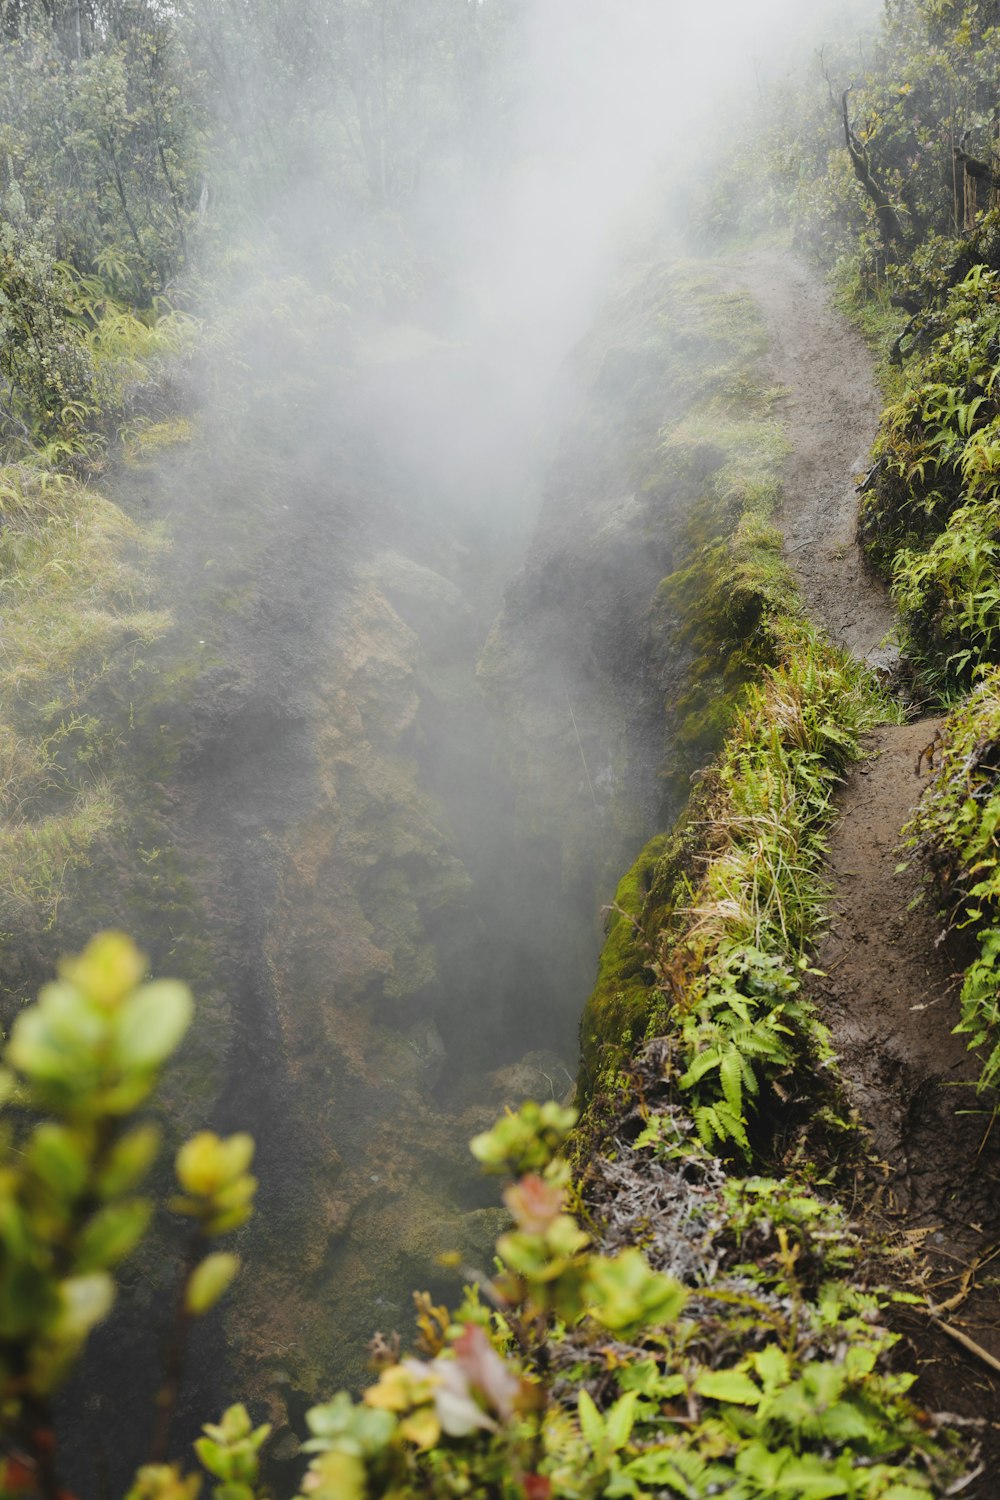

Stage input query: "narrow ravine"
[{"left": 740, "top": 248, "right": 1000, "bottom": 1484}]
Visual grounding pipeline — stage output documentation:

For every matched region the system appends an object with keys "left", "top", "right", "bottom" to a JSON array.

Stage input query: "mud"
[
  {"left": 809, "top": 724, "right": 1000, "bottom": 1488},
  {"left": 736, "top": 249, "right": 1000, "bottom": 1483},
  {"left": 728, "top": 249, "right": 897, "bottom": 668}
]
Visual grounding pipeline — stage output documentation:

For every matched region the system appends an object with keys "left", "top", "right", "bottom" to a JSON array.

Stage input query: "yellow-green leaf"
[
  {"left": 186, "top": 1252, "right": 240, "bottom": 1315},
  {"left": 116, "top": 981, "right": 193, "bottom": 1070},
  {"left": 693, "top": 1368, "right": 761, "bottom": 1406}
]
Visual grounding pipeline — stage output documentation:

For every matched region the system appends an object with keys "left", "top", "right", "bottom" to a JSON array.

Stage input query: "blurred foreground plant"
[
  {"left": 0, "top": 937, "right": 965, "bottom": 1500},
  {"left": 0, "top": 932, "right": 255, "bottom": 1498}
]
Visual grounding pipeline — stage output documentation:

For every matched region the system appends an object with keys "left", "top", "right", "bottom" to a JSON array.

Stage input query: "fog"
[
  {"left": 45, "top": 0, "right": 885, "bottom": 1479},
  {"left": 170, "top": 0, "right": 883, "bottom": 1414},
  {"left": 156, "top": 0, "right": 884, "bottom": 1395},
  {"left": 332, "top": 0, "right": 880, "bottom": 523}
]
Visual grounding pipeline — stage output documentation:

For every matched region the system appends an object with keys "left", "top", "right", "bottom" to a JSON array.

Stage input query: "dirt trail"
[
  {"left": 812, "top": 725, "right": 1000, "bottom": 1479},
  {"left": 738, "top": 248, "right": 1000, "bottom": 1481},
  {"left": 728, "top": 249, "right": 897, "bottom": 667}
]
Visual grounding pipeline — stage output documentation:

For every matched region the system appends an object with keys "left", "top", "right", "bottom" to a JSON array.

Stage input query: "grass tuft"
[
  {"left": 0, "top": 457, "right": 167, "bottom": 936},
  {"left": 904, "top": 669, "right": 1000, "bottom": 1097}
]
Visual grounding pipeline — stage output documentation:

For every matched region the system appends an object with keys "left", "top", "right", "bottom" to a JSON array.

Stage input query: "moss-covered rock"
[{"left": 578, "top": 832, "right": 671, "bottom": 1094}]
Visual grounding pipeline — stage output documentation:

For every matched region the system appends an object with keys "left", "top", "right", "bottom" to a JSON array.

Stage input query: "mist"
[
  {"left": 0, "top": 0, "right": 885, "bottom": 1481},
  {"left": 140, "top": 0, "right": 883, "bottom": 1421},
  {"left": 193, "top": 0, "right": 878, "bottom": 537},
  {"left": 328, "top": 0, "right": 877, "bottom": 520}
]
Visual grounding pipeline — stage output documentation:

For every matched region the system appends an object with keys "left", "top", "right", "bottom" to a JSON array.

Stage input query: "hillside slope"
[{"left": 729, "top": 248, "right": 999, "bottom": 1483}]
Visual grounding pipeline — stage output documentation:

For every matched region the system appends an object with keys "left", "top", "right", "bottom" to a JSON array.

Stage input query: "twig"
[
  {"left": 929, "top": 1313, "right": 1000, "bottom": 1375},
  {"left": 930, "top": 1241, "right": 1000, "bottom": 1313},
  {"left": 945, "top": 1465, "right": 987, "bottom": 1496},
  {"left": 150, "top": 1233, "right": 204, "bottom": 1463}
]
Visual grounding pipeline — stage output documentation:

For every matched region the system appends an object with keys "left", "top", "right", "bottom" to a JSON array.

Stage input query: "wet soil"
[
  {"left": 810, "top": 724, "right": 1000, "bottom": 1485},
  {"left": 728, "top": 248, "right": 897, "bottom": 666},
  {"left": 736, "top": 248, "right": 1000, "bottom": 1483}
]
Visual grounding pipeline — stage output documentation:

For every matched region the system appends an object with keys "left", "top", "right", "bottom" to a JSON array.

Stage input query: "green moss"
[
  {"left": 649, "top": 294, "right": 795, "bottom": 789},
  {"left": 831, "top": 260, "right": 907, "bottom": 404},
  {"left": 0, "top": 460, "right": 171, "bottom": 943},
  {"left": 579, "top": 833, "right": 671, "bottom": 1092},
  {"left": 657, "top": 514, "right": 797, "bottom": 790},
  {"left": 577, "top": 249, "right": 898, "bottom": 1154}
]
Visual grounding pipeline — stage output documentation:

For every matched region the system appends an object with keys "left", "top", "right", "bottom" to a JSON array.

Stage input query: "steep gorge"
[
  {"left": 6, "top": 2, "right": 1000, "bottom": 1494},
  {"left": 42, "top": 242, "right": 763, "bottom": 1477},
  {"left": 38, "top": 232, "right": 998, "bottom": 1490}
]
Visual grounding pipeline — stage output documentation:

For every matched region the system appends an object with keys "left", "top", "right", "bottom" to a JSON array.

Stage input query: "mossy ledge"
[
  {"left": 566, "top": 251, "right": 971, "bottom": 1491},
  {"left": 578, "top": 615, "right": 895, "bottom": 1114},
  {"left": 579, "top": 260, "right": 869, "bottom": 1107}
]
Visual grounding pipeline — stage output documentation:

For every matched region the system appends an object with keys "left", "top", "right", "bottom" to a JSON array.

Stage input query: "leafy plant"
[
  {"left": 905, "top": 668, "right": 1000, "bottom": 1094},
  {"left": 281, "top": 1097, "right": 957, "bottom": 1500},
  {"left": 0, "top": 943, "right": 969, "bottom": 1498},
  {"left": 585, "top": 618, "right": 894, "bottom": 1152},
  {"left": 0, "top": 932, "right": 253, "bottom": 1492}
]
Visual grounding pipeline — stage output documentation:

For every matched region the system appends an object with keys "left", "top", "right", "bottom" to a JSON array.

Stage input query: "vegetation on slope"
[
  {"left": 0, "top": 936, "right": 966, "bottom": 1499},
  {"left": 0, "top": 255, "right": 957, "bottom": 1495},
  {"left": 575, "top": 3, "right": 1000, "bottom": 1492},
  {"left": 747, "top": 0, "right": 1000, "bottom": 1112},
  {"left": 860, "top": 260, "right": 1000, "bottom": 691},
  {"left": 903, "top": 671, "right": 1000, "bottom": 1098},
  {"left": 3, "top": 0, "right": 1000, "bottom": 1494},
  {"left": 0, "top": 463, "right": 167, "bottom": 938},
  {"left": 565, "top": 279, "right": 949, "bottom": 1495}
]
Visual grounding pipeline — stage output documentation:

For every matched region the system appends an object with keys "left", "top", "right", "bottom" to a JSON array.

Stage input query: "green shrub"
[
  {"left": 904, "top": 669, "right": 1000, "bottom": 1094},
  {"left": 0, "top": 935, "right": 970, "bottom": 1499},
  {"left": 857, "top": 266, "right": 1000, "bottom": 689},
  {"left": 0, "top": 932, "right": 255, "bottom": 1487}
]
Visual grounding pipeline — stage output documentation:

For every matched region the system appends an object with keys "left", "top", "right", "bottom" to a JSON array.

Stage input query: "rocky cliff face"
[{"left": 156, "top": 257, "right": 725, "bottom": 1428}]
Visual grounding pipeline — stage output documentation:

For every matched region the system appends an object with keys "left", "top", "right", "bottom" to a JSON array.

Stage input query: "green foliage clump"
[
  {"left": 860, "top": 265, "right": 1000, "bottom": 688},
  {"left": 0, "top": 4, "right": 201, "bottom": 301},
  {"left": 0, "top": 932, "right": 253, "bottom": 1490},
  {"left": 470, "top": 1100, "right": 580, "bottom": 1178},
  {"left": 810, "top": 3, "right": 997, "bottom": 267},
  {"left": 0, "top": 940, "right": 968, "bottom": 1500},
  {"left": 310, "top": 1102, "right": 951, "bottom": 1500},
  {"left": 0, "top": 197, "right": 96, "bottom": 447},
  {"left": 583, "top": 609, "right": 895, "bottom": 1150},
  {"left": 652, "top": 627, "right": 893, "bottom": 1155},
  {"left": 0, "top": 184, "right": 196, "bottom": 456},
  {"left": 904, "top": 669, "right": 1000, "bottom": 1094}
]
